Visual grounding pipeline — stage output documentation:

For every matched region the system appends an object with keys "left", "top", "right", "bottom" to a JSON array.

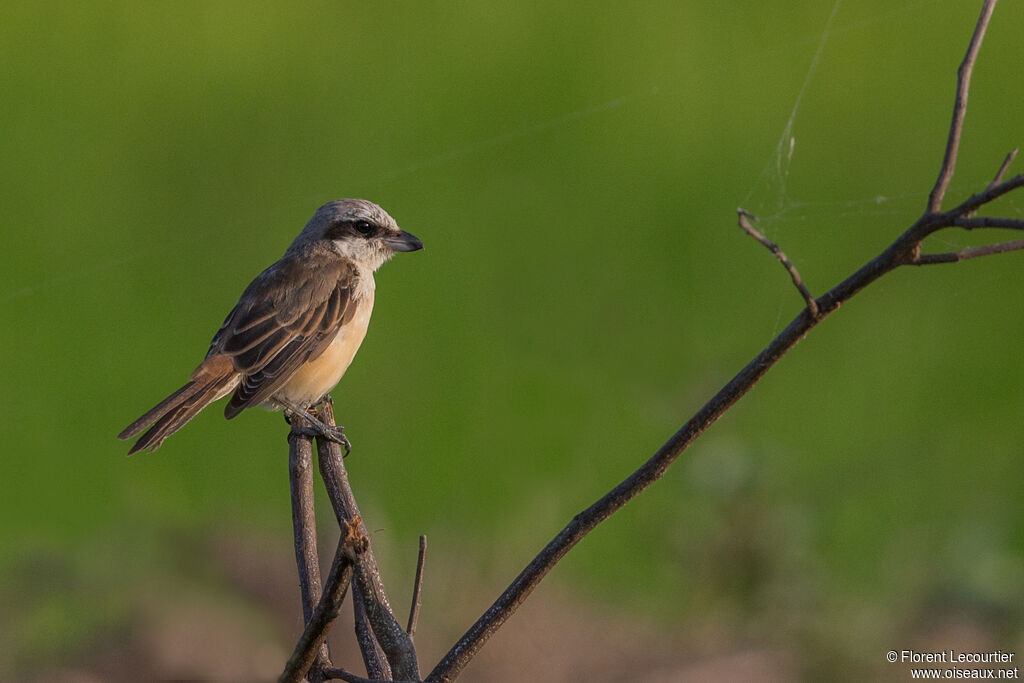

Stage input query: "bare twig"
[
  {"left": 970, "top": 149, "right": 1020, "bottom": 217},
  {"left": 946, "top": 174, "right": 1024, "bottom": 217},
  {"left": 989, "top": 148, "right": 1018, "bottom": 188},
  {"left": 280, "top": 518, "right": 366, "bottom": 683},
  {"left": 315, "top": 401, "right": 420, "bottom": 681},
  {"left": 737, "top": 208, "right": 819, "bottom": 318},
  {"left": 951, "top": 216, "right": 1024, "bottom": 231},
  {"left": 287, "top": 416, "right": 330, "bottom": 682},
  {"left": 914, "top": 239, "right": 1024, "bottom": 264},
  {"left": 425, "top": 4, "right": 1019, "bottom": 681},
  {"left": 407, "top": 536, "right": 427, "bottom": 638},
  {"left": 927, "top": 0, "right": 997, "bottom": 213}
]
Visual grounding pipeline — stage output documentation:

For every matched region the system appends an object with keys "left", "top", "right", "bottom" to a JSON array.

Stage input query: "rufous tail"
[{"left": 118, "top": 356, "right": 236, "bottom": 454}]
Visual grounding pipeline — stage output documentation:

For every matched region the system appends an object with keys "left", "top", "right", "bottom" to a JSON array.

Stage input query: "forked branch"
[
  {"left": 913, "top": 238, "right": 1024, "bottom": 265},
  {"left": 737, "top": 208, "right": 819, "bottom": 318},
  {"left": 426, "top": 2, "right": 1020, "bottom": 681},
  {"left": 927, "top": 0, "right": 997, "bottom": 213},
  {"left": 315, "top": 402, "right": 419, "bottom": 681},
  {"left": 280, "top": 518, "right": 368, "bottom": 683},
  {"left": 988, "top": 148, "right": 1018, "bottom": 189}
]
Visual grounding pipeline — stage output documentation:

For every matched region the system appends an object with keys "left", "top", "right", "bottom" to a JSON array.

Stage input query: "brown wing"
[{"left": 206, "top": 253, "right": 360, "bottom": 418}]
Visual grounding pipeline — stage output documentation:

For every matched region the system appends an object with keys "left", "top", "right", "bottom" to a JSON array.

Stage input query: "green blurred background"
[{"left": 2, "top": 1, "right": 1022, "bottom": 681}]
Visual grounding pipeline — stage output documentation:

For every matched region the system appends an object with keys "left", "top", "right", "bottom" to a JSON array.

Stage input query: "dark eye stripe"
[{"left": 327, "top": 219, "right": 377, "bottom": 240}]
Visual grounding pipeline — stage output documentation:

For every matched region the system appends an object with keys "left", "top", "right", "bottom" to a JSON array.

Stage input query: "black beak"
[{"left": 386, "top": 230, "right": 424, "bottom": 252}]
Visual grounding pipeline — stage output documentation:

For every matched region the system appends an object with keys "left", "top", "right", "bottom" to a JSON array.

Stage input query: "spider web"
[{"left": 740, "top": 0, "right": 1022, "bottom": 238}]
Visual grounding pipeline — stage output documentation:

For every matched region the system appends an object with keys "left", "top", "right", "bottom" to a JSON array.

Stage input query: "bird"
[{"left": 118, "top": 198, "right": 423, "bottom": 455}]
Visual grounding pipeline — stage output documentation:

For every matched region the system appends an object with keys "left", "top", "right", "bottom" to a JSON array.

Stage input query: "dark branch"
[
  {"left": 426, "top": 308, "right": 830, "bottom": 683},
  {"left": 407, "top": 535, "right": 427, "bottom": 638},
  {"left": 315, "top": 402, "right": 420, "bottom": 681},
  {"left": 287, "top": 417, "right": 330, "bottom": 682},
  {"left": 970, "top": 150, "right": 1020, "bottom": 217},
  {"left": 354, "top": 587, "right": 389, "bottom": 679},
  {"left": 280, "top": 519, "right": 367, "bottom": 683},
  {"left": 737, "top": 208, "right": 819, "bottom": 318},
  {"left": 948, "top": 174, "right": 1024, "bottom": 217},
  {"left": 914, "top": 239, "right": 1024, "bottom": 265},
  {"left": 989, "top": 148, "right": 1018, "bottom": 188},
  {"left": 927, "top": 0, "right": 997, "bottom": 213},
  {"left": 951, "top": 216, "right": 1024, "bottom": 231}
]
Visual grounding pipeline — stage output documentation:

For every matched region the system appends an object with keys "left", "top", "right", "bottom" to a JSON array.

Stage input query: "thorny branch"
[{"left": 279, "top": 2, "right": 1021, "bottom": 681}]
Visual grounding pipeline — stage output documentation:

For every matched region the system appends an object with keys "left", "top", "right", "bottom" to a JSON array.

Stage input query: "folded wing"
[{"left": 209, "top": 256, "right": 360, "bottom": 418}]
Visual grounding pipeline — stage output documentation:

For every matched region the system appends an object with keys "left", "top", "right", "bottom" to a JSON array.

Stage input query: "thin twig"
[
  {"left": 315, "top": 401, "right": 420, "bottom": 681},
  {"left": 927, "top": 0, "right": 997, "bottom": 213},
  {"left": 951, "top": 216, "right": 1024, "bottom": 231},
  {"left": 407, "top": 535, "right": 427, "bottom": 638},
  {"left": 947, "top": 174, "right": 1024, "bottom": 217},
  {"left": 989, "top": 148, "right": 1018, "bottom": 188},
  {"left": 288, "top": 415, "right": 330, "bottom": 682},
  {"left": 280, "top": 519, "right": 367, "bottom": 683},
  {"left": 737, "top": 208, "right": 819, "bottom": 318},
  {"left": 425, "top": 4, "right": 1019, "bottom": 681},
  {"left": 914, "top": 239, "right": 1024, "bottom": 265},
  {"left": 969, "top": 149, "right": 1020, "bottom": 217}
]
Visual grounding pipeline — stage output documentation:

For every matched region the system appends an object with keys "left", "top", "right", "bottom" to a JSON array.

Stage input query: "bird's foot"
[
  {"left": 289, "top": 422, "right": 351, "bottom": 455},
  {"left": 281, "top": 400, "right": 351, "bottom": 455},
  {"left": 312, "top": 419, "right": 351, "bottom": 455}
]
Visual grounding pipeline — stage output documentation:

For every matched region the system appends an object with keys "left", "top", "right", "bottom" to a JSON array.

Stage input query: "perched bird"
[{"left": 118, "top": 199, "right": 423, "bottom": 454}]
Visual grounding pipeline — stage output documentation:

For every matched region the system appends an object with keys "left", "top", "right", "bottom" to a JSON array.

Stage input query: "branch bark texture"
[
  {"left": 280, "top": 518, "right": 367, "bottom": 683},
  {"left": 287, "top": 418, "right": 330, "bottom": 682},
  {"left": 316, "top": 402, "right": 420, "bottom": 681}
]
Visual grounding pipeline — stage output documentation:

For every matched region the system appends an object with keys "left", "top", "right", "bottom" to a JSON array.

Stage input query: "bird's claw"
[
  {"left": 285, "top": 408, "right": 352, "bottom": 455},
  {"left": 320, "top": 424, "right": 352, "bottom": 455},
  {"left": 288, "top": 424, "right": 352, "bottom": 455}
]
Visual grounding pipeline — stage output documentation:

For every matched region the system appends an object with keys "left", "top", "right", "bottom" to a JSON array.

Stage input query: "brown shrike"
[{"left": 119, "top": 199, "right": 422, "bottom": 455}]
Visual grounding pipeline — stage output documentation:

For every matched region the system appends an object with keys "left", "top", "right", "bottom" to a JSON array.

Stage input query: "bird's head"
[{"left": 294, "top": 198, "right": 423, "bottom": 271}]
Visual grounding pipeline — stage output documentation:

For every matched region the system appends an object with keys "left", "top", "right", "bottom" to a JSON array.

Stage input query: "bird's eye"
[{"left": 354, "top": 220, "right": 374, "bottom": 235}]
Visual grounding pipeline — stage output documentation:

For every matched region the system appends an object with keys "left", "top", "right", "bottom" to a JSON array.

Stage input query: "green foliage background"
[{"left": 2, "top": 1, "right": 1022, "bottom": 679}]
